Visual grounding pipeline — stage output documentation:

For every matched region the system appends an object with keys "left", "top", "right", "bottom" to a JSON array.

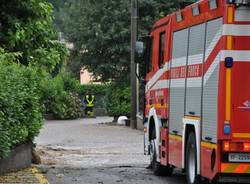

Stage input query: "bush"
[
  {"left": 41, "top": 73, "right": 82, "bottom": 119},
  {"left": 41, "top": 73, "right": 131, "bottom": 119},
  {"left": 0, "top": 62, "right": 43, "bottom": 159},
  {"left": 78, "top": 84, "right": 109, "bottom": 108},
  {"left": 106, "top": 86, "right": 131, "bottom": 117},
  {"left": 40, "top": 74, "right": 64, "bottom": 114},
  {"left": 51, "top": 92, "right": 81, "bottom": 119},
  {"left": 60, "top": 72, "right": 81, "bottom": 93}
]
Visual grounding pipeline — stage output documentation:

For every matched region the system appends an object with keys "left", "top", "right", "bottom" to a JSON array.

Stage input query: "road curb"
[
  {"left": 0, "top": 167, "right": 49, "bottom": 184},
  {"left": 31, "top": 167, "right": 50, "bottom": 184}
]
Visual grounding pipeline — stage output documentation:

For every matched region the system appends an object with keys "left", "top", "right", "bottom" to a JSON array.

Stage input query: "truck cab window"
[
  {"left": 159, "top": 32, "right": 165, "bottom": 68},
  {"left": 146, "top": 37, "right": 154, "bottom": 73}
]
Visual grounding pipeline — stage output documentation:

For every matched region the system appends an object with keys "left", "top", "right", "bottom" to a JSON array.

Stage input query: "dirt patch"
[{"left": 36, "top": 147, "right": 87, "bottom": 166}]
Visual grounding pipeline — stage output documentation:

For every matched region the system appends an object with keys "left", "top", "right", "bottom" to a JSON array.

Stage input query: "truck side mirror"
[
  {"left": 136, "top": 41, "right": 144, "bottom": 55},
  {"left": 135, "top": 41, "right": 144, "bottom": 64}
]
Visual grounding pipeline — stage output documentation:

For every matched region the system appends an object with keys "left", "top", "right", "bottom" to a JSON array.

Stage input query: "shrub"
[
  {"left": 40, "top": 74, "right": 64, "bottom": 114},
  {"left": 106, "top": 86, "right": 131, "bottom": 117},
  {"left": 60, "top": 73, "right": 81, "bottom": 93},
  {"left": 41, "top": 73, "right": 82, "bottom": 119},
  {"left": 78, "top": 84, "right": 107, "bottom": 96},
  {"left": 78, "top": 84, "right": 109, "bottom": 108},
  {"left": 41, "top": 73, "right": 131, "bottom": 119},
  {"left": 51, "top": 92, "right": 81, "bottom": 119},
  {"left": 0, "top": 62, "right": 43, "bottom": 159}
]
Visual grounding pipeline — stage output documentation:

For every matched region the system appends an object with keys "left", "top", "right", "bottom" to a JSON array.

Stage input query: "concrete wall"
[
  {"left": 80, "top": 69, "right": 94, "bottom": 85},
  {"left": 0, "top": 142, "right": 32, "bottom": 175},
  {"left": 80, "top": 69, "right": 101, "bottom": 85}
]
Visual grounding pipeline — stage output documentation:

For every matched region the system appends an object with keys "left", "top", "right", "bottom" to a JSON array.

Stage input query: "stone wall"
[{"left": 0, "top": 142, "right": 32, "bottom": 175}]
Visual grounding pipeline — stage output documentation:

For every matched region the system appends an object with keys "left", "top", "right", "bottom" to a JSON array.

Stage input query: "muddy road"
[{"left": 35, "top": 117, "right": 186, "bottom": 184}]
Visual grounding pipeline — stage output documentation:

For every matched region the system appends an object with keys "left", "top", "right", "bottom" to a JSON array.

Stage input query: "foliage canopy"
[
  {"left": 0, "top": 0, "right": 70, "bottom": 158},
  {"left": 50, "top": 0, "right": 185, "bottom": 84},
  {"left": 0, "top": 0, "right": 68, "bottom": 75}
]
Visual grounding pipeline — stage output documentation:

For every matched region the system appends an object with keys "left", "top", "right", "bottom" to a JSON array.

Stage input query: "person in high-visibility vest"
[{"left": 84, "top": 94, "right": 95, "bottom": 116}]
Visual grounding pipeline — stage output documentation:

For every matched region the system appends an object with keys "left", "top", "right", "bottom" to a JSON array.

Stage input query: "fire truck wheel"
[
  {"left": 186, "top": 132, "right": 200, "bottom": 184},
  {"left": 150, "top": 139, "right": 173, "bottom": 176}
]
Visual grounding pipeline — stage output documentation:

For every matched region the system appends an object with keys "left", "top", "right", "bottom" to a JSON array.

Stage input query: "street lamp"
[{"left": 130, "top": 0, "right": 138, "bottom": 129}]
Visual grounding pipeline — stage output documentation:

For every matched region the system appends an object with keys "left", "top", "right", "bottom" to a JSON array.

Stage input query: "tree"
[
  {"left": 0, "top": 0, "right": 68, "bottom": 74},
  {"left": 52, "top": 0, "right": 197, "bottom": 83},
  {"left": 48, "top": 0, "right": 66, "bottom": 31},
  {"left": 51, "top": 0, "right": 184, "bottom": 83},
  {"left": 55, "top": 0, "right": 129, "bottom": 83},
  {"left": 138, "top": 0, "right": 180, "bottom": 34}
]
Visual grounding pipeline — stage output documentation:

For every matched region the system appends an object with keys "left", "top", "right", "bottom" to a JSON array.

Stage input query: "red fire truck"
[{"left": 143, "top": 0, "right": 250, "bottom": 183}]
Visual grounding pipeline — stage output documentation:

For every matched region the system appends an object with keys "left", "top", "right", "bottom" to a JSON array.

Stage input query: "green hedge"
[
  {"left": 51, "top": 92, "right": 81, "bottom": 119},
  {"left": 0, "top": 63, "right": 43, "bottom": 159},
  {"left": 41, "top": 72, "right": 131, "bottom": 119},
  {"left": 106, "top": 85, "right": 131, "bottom": 117},
  {"left": 41, "top": 73, "right": 82, "bottom": 119},
  {"left": 59, "top": 74, "right": 108, "bottom": 110},
  {"left": 78, "top": 84, "right": 109, "bottom": 108},
  {"left": 77, "top": 84, "right": 131, "bottom": 117},
  {"left": 77, "top": 84, "right": 108, "bottom": 96}
]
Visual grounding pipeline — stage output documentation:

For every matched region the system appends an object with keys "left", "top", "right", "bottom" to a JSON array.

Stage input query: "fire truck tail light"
[
  {"left": 223, "top": 141, "right": 230, "bottom": 151},
  {"left": 244, "top": 143, "right": 250, "bottom": 151},
  {"left": 230, "top": 142, "right": 239, "bottom": 151},
  {"left": 222, "top": 142, "right": 250, "bottom": 152},
  {"left": 223, "top": 142, "right": 240, "bottom": 152}
]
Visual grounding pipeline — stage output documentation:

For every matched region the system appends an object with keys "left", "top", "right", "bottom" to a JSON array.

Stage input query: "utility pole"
[{"left": 130, "top": 0, "right": 138, "bottom": 129}]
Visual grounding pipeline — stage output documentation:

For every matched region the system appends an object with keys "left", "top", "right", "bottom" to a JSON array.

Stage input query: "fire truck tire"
[
  {"left": 186, "top": 132, "right": 200, "bottom": 184},
  {"left": 150, "top": 139, "right": 173, "bottom": 176}
]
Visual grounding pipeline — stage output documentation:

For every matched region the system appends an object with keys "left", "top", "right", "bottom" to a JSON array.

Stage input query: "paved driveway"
[{"left": 35, "top": 117, "right": 186, "bottom": 184}]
